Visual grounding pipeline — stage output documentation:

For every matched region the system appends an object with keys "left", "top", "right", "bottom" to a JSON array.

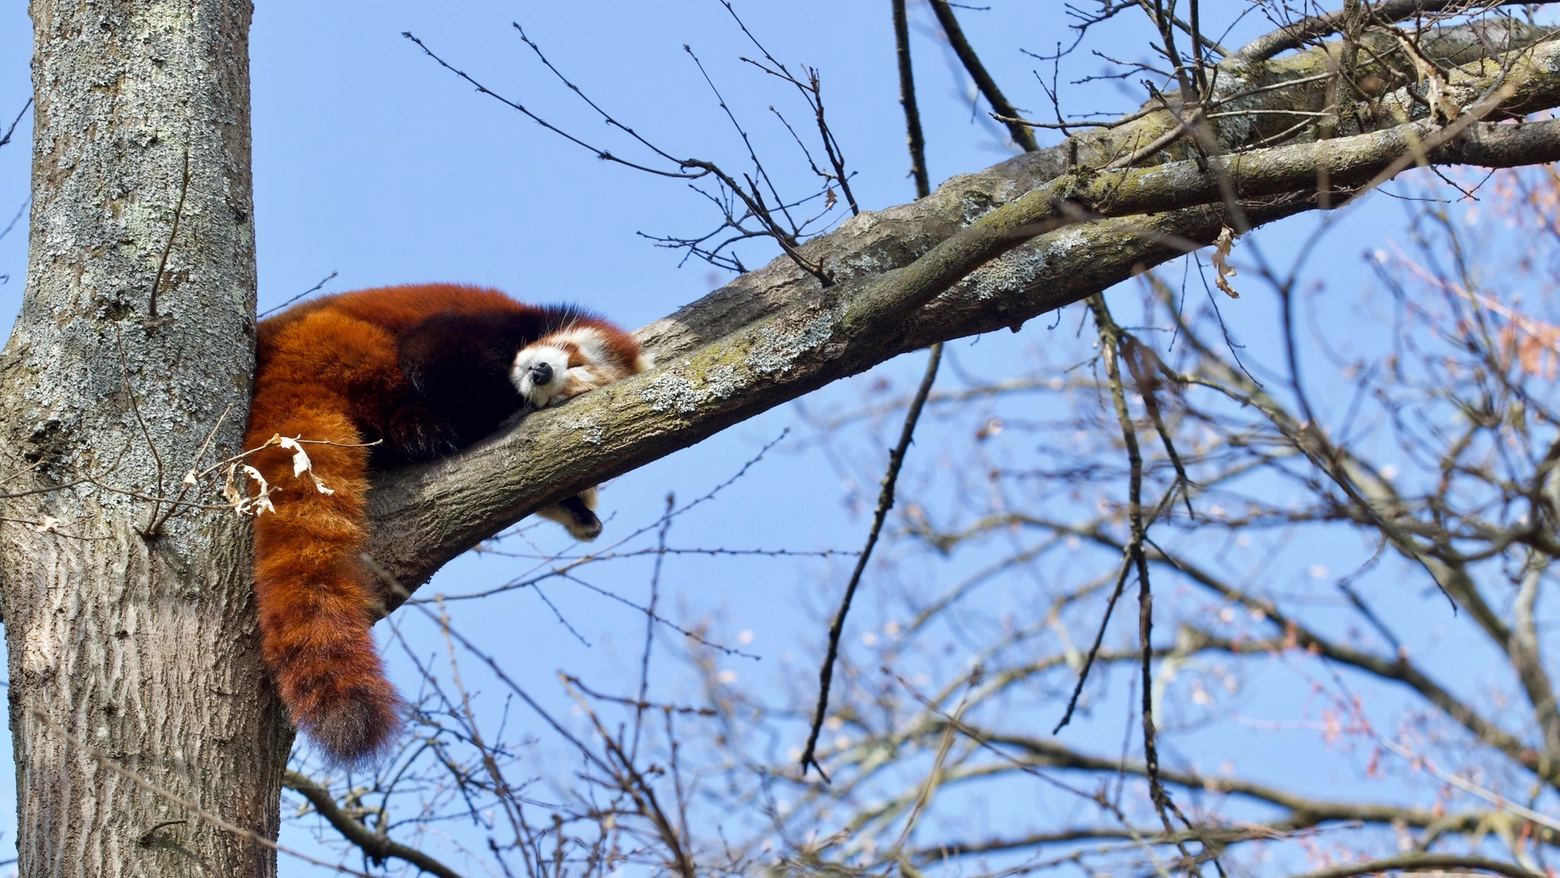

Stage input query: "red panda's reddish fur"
[{"left": 245, "top": 284, "right": 644, "bottom": 764}]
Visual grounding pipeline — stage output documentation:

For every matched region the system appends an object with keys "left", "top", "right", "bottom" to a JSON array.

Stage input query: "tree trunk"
[{"left": 0, "top": 2, "right": 285, "bottom": 875}]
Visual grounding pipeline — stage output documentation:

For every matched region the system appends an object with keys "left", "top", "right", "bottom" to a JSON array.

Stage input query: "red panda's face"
[
  {"left": 511, "top": 343, "right": 573, "bottom": 406},
  {"left": 510, "top": 326, "right": 645, "bottom": 408}
]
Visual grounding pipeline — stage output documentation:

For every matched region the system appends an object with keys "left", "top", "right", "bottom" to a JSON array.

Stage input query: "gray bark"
[{"left": 0, "top": 2, "right": 283, "bottom": 876}]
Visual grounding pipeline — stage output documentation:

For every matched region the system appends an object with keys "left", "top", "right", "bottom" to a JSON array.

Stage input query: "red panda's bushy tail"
[{"left": 245, "top": 386, "right": 402, "bottom": 767}]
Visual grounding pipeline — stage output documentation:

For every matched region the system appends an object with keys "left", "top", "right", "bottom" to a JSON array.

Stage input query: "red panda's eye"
[{"left": 557, "top": 344, "right": 584, "bottom": 368}]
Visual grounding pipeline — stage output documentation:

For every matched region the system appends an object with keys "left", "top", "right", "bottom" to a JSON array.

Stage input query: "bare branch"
[
  {"left": 284, "top": 770, "right": 466, "bottom": 878},
  {"left": 927, "top": 0, "right": 1041, "bottom": 152}
]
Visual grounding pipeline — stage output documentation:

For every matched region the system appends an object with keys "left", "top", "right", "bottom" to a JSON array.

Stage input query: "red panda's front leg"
[
  {"left": 509, "top": 323, "right": 651, "bottom": 540},
  {"left": 535, "top": 487, "right": 603, "bottom": 541}
]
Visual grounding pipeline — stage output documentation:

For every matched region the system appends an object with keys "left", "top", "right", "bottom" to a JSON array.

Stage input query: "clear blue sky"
[{"left": 0, "top": 3, "right": 1544, "bottom": 875}]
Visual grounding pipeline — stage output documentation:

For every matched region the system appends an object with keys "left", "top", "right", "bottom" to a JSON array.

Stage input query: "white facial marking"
[
  {"left": 510, "top": 345, "right": 572, "bottom": 407},
  {"left": 552, "top": 328, "right": 612, "bottom": 372}
]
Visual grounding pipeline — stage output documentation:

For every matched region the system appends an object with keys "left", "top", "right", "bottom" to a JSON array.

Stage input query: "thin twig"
[
  {"left": 928, "top": 0, "right": 1040, "bottom": 152},
  {"left": 1287, "top": 853, "right": 1543, "bottom": 878},
  {"left": 0, "top": 99, "right": 30, "bottom": 151},
  {"left": 1086, "top": 295, "right": 1206, "bottom": 875},
  {"left": 632, "top": 493, "right": 676, "bottom": 761},
  {"left": 148, "top": 148, "right": 191, "bottom": 322},
  {"left": 893, "top": 0, "right": 932, "bottom": 193},
  {"left": 258, "top": 271, "right": 337, "bottom": 319},
  {"left": 112, "top": 326, "right": 166, "bottom": 537},
  {"left": 144, "top": 402, "right": 234, "bottom": 537},
  {"left": 403, "top": 31, "right": 704, "bottom": 180},
  {"left": 799, "top": 10, "right": 943, "bottom": 777},
  {"left": 800, "top": 345, "right": 942, "bottom": 779}
]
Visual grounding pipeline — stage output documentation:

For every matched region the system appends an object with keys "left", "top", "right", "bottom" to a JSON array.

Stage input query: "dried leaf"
[
  {"left": 222, "top": 463, "right": 241, "bottom": 508},
  {"left": 1120, "top": 334, "right": 1167, "bottom": 409},
  {"left": 272, "top": 435, "right": 333, "bottom": 494},
  {"left": 1212, "top": 226, "right": 1241, "bottom": 298},
  {"left": 1394, "top": 32, "right": 1459, "bottom": 122},
  {"left": 277, "top": 436, "right": 312, "bottom": 478},
  {"left": 231, "top": 464, "right": 276, "bottom": 517}
]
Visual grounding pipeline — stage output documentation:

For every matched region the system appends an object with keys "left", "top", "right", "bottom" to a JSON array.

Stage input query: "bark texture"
[{"left": 0, "top": 2, "right": 283, "bottom": 876}]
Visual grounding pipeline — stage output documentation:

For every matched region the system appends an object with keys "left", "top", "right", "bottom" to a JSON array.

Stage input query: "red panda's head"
[{"left": 510, "top": 324, "right": 651, "bottom": 408}]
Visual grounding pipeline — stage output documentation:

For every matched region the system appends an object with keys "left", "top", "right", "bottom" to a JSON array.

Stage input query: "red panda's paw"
[
  {"left": 510, "top": 325, "right": 648, "bottom": 408},
  {"left": 537, "top": 487, "right": 603, "bottom": 541}
]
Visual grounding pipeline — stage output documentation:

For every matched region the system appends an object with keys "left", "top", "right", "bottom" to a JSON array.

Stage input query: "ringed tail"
[{"left": 246, "top": 386, "right": 403, "bottom": 766}]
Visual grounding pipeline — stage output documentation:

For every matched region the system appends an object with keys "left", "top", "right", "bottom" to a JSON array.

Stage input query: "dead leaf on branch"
[
  {"left": 277, "top": 436, "right": 334, "bottom": 495},
  {"left": 1213, "top": 226, "right": 1241, "bottom": 299}
]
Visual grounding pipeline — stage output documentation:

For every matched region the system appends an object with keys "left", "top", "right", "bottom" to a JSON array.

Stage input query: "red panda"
[{"left": 244, "top": 284, "right": 649, "bottom": 766}]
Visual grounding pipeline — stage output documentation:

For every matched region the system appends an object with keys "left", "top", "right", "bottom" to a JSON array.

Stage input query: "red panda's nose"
[{"left": 529, "top": 361, "right": 553, "bottom": 385}]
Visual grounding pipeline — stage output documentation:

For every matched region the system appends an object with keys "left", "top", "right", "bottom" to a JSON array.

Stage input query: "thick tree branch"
[{"left": 367, "top": 31, "right": 1560, "bottom": 606}]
